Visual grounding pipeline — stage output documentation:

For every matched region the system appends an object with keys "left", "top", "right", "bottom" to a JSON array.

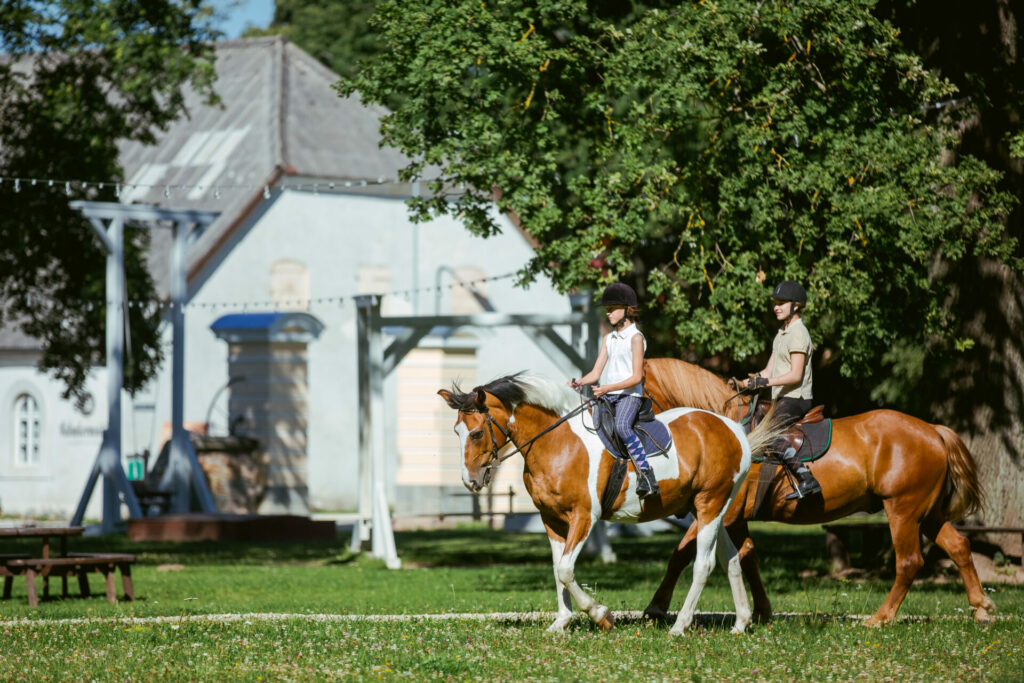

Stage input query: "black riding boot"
[
  {"left": 782, "top": 447, "right": 821, "bottom": 500},
  {"left": 636, "top": 466, "right": 661, "bottom": 499}
]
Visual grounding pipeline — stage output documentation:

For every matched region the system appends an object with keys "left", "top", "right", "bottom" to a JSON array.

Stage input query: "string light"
[
  {"left": 23, "top": 273, "right": 520, "bottom": 313},
  {"left": 0, "top": 173, "right": 415, "bottom": 198}
]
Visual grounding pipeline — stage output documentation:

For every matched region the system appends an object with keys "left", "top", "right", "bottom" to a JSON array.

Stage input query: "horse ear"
[
  {"left": 473, "top": 388, "right": 489, "bottom": 413},
  {"left": 437, "top": 389, "right": 458, "bottom": 409}
]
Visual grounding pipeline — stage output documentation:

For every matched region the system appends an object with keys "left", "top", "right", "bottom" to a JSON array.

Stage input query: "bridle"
[{"left": 462, "top": 395, "right": 596, "bottom": 481}]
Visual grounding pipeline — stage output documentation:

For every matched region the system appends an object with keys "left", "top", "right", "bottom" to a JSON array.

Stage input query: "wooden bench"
[
  {"left": 0, "top": 553, "right": 32, "bottom": 600},
  {"left": 4, "top": 553, "right": 136, "bottom": 607},
  {"left": 823, "top": 522, "right": 1024, "bottom": 572}
]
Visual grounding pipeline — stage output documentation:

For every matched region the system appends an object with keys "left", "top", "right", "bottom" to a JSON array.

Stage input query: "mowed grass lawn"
[{"left": 0, "top": 523, "right": 1021, "bottom": 680}]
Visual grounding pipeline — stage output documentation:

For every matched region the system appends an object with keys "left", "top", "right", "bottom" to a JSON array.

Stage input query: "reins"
[
  {"left": 466, "top": 397, "right": 597, "bottom": 471},
  {"left": 725, "top": 378, "right": 759, "bottom": 427}
]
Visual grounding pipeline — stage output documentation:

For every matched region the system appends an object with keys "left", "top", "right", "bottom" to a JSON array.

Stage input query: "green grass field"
[{"left": 0, "top": 523, "right": 1021, "bottom": 680}]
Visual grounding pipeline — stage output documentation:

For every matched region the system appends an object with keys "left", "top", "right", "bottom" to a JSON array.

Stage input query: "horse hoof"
[
  {"left": 593, "top": 606, "right": 615, "bottom": 631},
  {"left": 546, "top": 619, "right": 570, "bottom": 633},
  {"left": 668, "top": 625, "right": 688, "bottom": 637},
  {"left": 753, "top": 609, "right": 773, "bottom": 624},
  {"left": 974, "top": 608, "right": 994, "bottom": 624},
  {"left": 862, "top": 615, "right": 889, "bottom": 628},
  {"left": 642, "top": 606, "right": 669, "bottom": 624},
  {"left": 982, "top": 598, "right": 997, "bottom": 613}
]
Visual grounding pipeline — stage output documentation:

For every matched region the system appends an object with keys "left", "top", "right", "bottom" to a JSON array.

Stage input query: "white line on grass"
[{"left": 0, "top": 610, "right": 1011, "bottom": 628}]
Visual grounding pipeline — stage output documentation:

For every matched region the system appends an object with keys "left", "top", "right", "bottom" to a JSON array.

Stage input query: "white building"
[{"left": 0, "top": 37, "right": 591, "bottom": 521}]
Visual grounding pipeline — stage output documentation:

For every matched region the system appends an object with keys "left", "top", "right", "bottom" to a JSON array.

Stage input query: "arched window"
[{"left": 14, "top": 393, "right": 41, "bottom": 466}]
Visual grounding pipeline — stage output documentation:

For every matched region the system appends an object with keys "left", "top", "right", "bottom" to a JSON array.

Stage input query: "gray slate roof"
[
  {"left": 117, "top": 36, "right": 412, "bottom": 289},
  {"left": 3, "top": 37, "right": 413, "bottom": 350}
]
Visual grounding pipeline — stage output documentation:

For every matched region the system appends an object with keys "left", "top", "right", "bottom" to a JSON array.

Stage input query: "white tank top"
[{"left": 602, "top": 323, "right": 646, "bottom": 396}]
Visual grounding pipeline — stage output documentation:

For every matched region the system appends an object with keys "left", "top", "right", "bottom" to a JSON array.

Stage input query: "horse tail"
[
  {"left": 745, "top": 405, "right": 789, "bottom": 460},
  {"left": 932, "top": 424, "right": 984, "bottom": 522}
]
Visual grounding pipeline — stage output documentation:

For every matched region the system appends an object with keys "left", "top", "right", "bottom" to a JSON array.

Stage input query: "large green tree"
[
  {"left": 0, "top": 0, "right": 218, "bottom": 406},
  {"left": 244, "top": 0, "right": 377, "bottom": 82},
  {"left": 346, "top": 0, "right": 1018, "bottom": 406}
]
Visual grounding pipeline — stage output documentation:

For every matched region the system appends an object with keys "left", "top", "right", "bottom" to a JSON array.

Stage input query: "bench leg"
[
  {"left": 104, "top": 567, "right": 116, "bottom": 604},
  {"left": 25, "top": 569, "right": 38, "bottom": 607},
  {"left": 826, "top": 529, "right": 852, "bottom": 573},
  {"left": 3, "top": 576, "right": 12, "bottom": 600},
  {"left": 78, "top": 570, "right": 91, "bottom": 598},
  {"left": 119, "top": 564, "right": 135, "bottom": 601},
  {"left": 42, "top": 574, "right": 50, "bottom": 600}
]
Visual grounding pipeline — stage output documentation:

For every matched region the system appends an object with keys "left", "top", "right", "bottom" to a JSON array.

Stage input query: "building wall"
[
  {"left": 177, "top": 190, "right": 578, "bottom": 513},
  {"left": 0, "top": 363, "right": 108, "bottom": 519}
]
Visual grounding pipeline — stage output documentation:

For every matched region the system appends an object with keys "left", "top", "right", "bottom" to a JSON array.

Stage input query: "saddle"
[
  {"left": 750, "top": 406, "right": 833, "bottom": 518},
  {"left": 591, "top": 396, "right": 672, "bottom": 516},
  {"left": 591, "top": 396, "right": 672, "bottom": 461},
  {"left": 751, "top": 405, "right": 833, "bottom": 463}
]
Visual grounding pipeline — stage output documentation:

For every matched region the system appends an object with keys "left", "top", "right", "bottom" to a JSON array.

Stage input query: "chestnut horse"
[
  {"left": 640, "top": 357, "right": 996, "bottom": 626},
  {"left": 438, "top": 373, "right": 786, "bottom": 634}
]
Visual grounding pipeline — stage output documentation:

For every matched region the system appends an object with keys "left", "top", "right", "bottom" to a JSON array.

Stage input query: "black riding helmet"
[
  {"left": 771, "top": 280, "right": 807, "bottom": 307},
  {"left": 600, "top": 282, "right": 638, "bottom": 308}
]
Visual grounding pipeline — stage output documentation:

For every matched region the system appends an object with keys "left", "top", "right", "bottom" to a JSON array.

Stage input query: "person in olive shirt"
[{"left": 745, "top": 280, "right": 822, "bottom": 500}]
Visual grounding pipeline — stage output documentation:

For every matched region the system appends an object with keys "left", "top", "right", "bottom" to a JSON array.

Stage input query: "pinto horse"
[
  {"left": 438, "top": 373, "right": 786, "bottom": 635},
  {"left": 640, "top": 357, "right": 996, "bottom": 626}
]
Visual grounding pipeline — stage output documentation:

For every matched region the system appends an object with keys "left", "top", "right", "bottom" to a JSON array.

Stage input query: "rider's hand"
[
  {"left": 567, "top": 379, "right": 581, "bottom": 390},
  {"left": 747, "top": 375, "right": 769, "bottom": 389},
  {"left": 592, "top": 385, "right": 607, "bottom": 398}
]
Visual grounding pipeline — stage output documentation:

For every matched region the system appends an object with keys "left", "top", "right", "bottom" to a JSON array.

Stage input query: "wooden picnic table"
[{"left": 0, "top": 525, "right": 135, "bottom": 606}]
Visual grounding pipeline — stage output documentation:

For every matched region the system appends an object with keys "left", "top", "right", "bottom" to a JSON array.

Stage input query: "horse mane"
[
  {"left": 444, "top": 372, "right": 577, "bottom": 416},
  {"left": 645, "top": 357, "right": 737, "bottom": 414}
]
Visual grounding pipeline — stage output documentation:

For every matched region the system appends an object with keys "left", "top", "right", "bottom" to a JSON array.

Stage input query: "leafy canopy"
[
  {"left": 0, "top": 1, "right": 218, "bottom": 406},
  {"left": 244, "top": 0, "right": 378, "bottom": 83},
  {"left": 347, "top": 0, "right": 1017, "bottom": 392}
]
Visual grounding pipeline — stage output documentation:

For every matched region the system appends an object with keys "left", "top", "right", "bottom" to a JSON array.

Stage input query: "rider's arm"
[
  {"left": 765, "top": 351, "right": 805, "bottom": 388},
  {"left": 593, "top": 334, "right": 645, "bottom": 396},
  {"left": 573, "top": 340, "right": 609, "bottom": 386}
]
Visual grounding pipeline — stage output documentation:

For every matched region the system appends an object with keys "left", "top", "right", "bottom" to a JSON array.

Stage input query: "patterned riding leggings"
[{"left": 607, "top": 394, "right": 650, "bottom": 468}]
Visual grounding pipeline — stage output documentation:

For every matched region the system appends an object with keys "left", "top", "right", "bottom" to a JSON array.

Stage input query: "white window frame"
[{"left": 14, "top": 393, "right": 42, "bottom": 467}]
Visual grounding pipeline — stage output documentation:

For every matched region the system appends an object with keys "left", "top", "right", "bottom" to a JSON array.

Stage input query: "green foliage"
[
  {"left": 1011, "top": 131, "right": 1024, "bottom": 160},
  {"left": 347, "top": 0, "right": 1018, "bottom": 389},
  {"left": 244, "top": 0, "right": 378, "bottom": 83},
  {"left": 0, "top": 1, "right": 218, "bottom": 405}
]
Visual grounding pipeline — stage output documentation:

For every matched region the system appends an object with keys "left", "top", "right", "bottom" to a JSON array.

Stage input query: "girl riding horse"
[{"left": 570, "top": 282, "right": 659, "bottom": 498}]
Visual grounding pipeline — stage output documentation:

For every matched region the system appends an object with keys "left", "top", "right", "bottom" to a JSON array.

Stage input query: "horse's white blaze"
[{"left": 455, "top": 422, "right": 472, "bottom": 488}]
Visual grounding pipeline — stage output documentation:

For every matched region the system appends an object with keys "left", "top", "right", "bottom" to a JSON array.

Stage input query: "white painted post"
[{"left": 352, "top": 295, "right": 400, "bottom": 568}]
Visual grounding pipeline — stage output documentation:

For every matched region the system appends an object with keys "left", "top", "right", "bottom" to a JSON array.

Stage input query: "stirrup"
[
  {"left": 785, "top": 478, "right": 822, "bottom": 501},
  {"left": 636, "top": 467, "right": 660, "bottom": 498}
]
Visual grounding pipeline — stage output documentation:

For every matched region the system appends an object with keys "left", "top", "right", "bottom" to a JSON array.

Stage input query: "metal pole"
[
  {"left": 71, "top": 217, "right": 142, "bottom": 530},
  {"left": 164, "top": 220, "right": 216, "bottom": 513},
  {"left": 100, "top": 218, "right": 125, "bottom": 532}
]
